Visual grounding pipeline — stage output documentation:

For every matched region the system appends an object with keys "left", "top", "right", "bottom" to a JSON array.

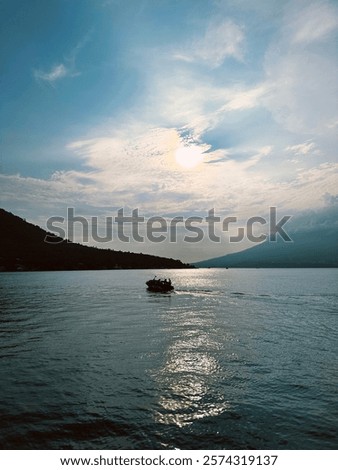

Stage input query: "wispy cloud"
[
  {"left": 34, "top": 64, "right": 70, "bottom": 83},
  {"left": 287, "top": 0, "right": 338, "bottom": 44},
  {"left": 262, "top": 1, "right": 338, "bottom": 134},
  {"left": 174, "top": 19, "right": 245, "bottom": 66},
  {"left": 221, "top": 85, "right": 268, "bottom": 112},
  {"left": 285, "top": 141, "right": 316, "bottom": 156},
  {"left": 33, "top": 30, "right": 92, "bottom": 84},
  {"left": 144, "top": 68, "right": 268, "bottom": 139}
]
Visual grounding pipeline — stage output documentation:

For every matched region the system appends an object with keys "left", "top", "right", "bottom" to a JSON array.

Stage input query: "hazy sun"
[{"left": 175, "top": 145, "right": 204, "bottom": 169}]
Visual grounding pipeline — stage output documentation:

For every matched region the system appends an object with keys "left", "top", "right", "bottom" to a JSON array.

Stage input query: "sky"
[{"left": 1, "top": 0, "right": 338, "bottom": 262}]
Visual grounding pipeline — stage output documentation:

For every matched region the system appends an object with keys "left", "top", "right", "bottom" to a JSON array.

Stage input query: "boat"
[{"left": 146, "top": 277, "right": 174, "bottom": 292}]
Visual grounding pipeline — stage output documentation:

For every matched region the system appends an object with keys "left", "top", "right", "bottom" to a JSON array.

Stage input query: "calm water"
[{"left": 0, "top": 269, "right": 337, "bottom": 450}]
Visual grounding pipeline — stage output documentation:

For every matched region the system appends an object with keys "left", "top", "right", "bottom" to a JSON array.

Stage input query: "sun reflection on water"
[{"left": 153, "top": 301, "right": 231, "bottom": 428}]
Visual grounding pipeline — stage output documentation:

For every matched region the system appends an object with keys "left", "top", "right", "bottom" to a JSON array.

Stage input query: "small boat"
[{"left": 146, "top": 277, "right": 174, "bottom": 292}]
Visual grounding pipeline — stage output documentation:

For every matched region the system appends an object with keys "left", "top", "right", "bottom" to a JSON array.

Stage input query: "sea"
[{"left": 0, "top": 268, "right": 337, "bottom": 450}]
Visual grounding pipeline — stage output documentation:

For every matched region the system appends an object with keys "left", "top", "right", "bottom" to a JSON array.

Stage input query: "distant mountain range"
[
  {"left": 195, "top": 226, "right": 338, "bottom": 268},
  {"left": 0, "top": 209, "right": 190, "bottom": 271}
]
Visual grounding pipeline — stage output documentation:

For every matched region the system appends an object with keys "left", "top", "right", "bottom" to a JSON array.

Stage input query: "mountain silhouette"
[
  {"left": 0, "top": 208, "right": 190, "bottom": 271},
  {"left": 195, "top": 227, "right": 338, "bottom": 268}
]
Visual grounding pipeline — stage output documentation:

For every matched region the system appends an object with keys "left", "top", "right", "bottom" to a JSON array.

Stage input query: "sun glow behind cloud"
[{"left": 175, "top": 145, "right": 205, "bottom": 169}]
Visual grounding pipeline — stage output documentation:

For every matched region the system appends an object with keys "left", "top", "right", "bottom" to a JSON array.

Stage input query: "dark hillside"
[{"left": 0, "top": 209, "right": 190, "bottom": 271}]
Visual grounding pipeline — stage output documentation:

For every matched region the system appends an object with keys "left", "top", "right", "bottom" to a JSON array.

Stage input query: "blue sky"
[{"left": 1, "top": 0, "right": 337, "bottom": 262}]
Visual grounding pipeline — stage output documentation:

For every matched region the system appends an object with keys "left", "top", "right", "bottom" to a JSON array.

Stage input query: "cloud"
[
  {"left": 286, "top": 0, "right": 338, "bottom": 45},
  {"left": 323, "top": 192, "right": 338, "bottom": 206},
  {"left": 264, "top": 51, "right": 338, "bottom": 133},
  {"left": 286, "top": 204, "right": 338, "bottom": 233},
  {"left": 262, "top": 1, "right": 338, "bottom": 134},
  {"left": 34, "top": 64, "right": 70, "bottom": 83},
  {"left": 52, "top": 126, "right": 338, "bottom": 217},
  {"left": 142, "top": 0, "right": 337, "bottom": 150},
  {"left": 144, "top": 67, "right": 269, "bottom": 139},
  {"left": 221, "top": 85, "right": 268, "bottom": 112},
  {"left": 285, "top": 141, "right": 316, "bottom": 156},
  {"left": 328, "top": 119, "right": 338, "bottom": 129},
  {"left": 174, "top": 19, "right": 245, "bottom": 66},
  {"left": 33, "top": 30, "right": 91, "bottom": 84},
  {"left": 294, "top": 162, "right": 338, "bottom": 188}
]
